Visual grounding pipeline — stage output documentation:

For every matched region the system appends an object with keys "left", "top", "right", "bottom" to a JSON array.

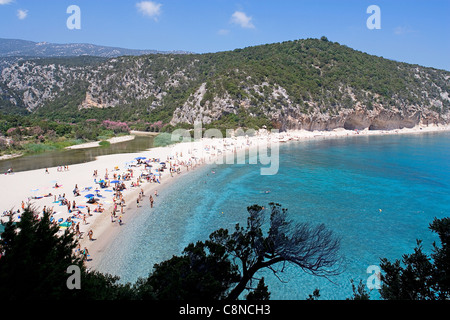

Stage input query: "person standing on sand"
[
  {"left": 149, "top": 195, "right": 154, "bottom": 208},
  {"left": 82, "top": 247, "right": 90, "bottom": 262},
  {"left": 75, "top": 222, "right": 80, "bottom": 237}
]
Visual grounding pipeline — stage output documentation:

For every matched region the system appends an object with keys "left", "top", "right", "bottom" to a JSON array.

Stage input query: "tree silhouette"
[
  {"left": 0, "top": 203, "right": 343, "bottom": 300},
  {"left": 219, "top": 203, "right": 343, "bottom": 300},
  {"left": 379, "top": 217, "right": 450, "bottom": 300},
  {"left": 0, "top": 206, "right": 81, "bottom": 299},
  {"left": 140, "top": 203, "right": 343, "bottom": 300}
]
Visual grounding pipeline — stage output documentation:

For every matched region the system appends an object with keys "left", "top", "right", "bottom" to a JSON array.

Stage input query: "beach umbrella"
[
  {"left": 110, "top": 180, "right": 120, "bottom": 184},
  {"left": 85, "top": 194, "right": 95, "bottom": 198},
  {"left": 135, "top": 156, "right": 146, "bottom": 160}
]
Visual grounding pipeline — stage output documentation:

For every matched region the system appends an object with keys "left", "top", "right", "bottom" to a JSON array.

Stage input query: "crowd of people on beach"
[
  {"left": 0, "top": 152, "right": 207, "bottom": 265},
  {"left": 2, "top": 134, "right": 264, "bottom": 266}
]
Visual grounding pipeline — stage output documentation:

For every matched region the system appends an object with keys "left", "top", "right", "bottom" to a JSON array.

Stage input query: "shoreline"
[
  {"left": 281, "top": 123, "right": 450, "bottom": 141},
  {"left": 82, "top": 122, "right": 450, "bottom": 269},
  {"left": 1, "top": 123, "right": 449, "bottom": 271},
  {"left": 80, "top": 152, "right": 208, "bottom": 269},
  {"left": 64, "top": 135, "right": 136, "bottom": 150},
  {"left": 0, "top": 153, "right": 23, "bottom": 161},
  {"left": 0, "top": 134, "right": 138, "bottom": 161}
]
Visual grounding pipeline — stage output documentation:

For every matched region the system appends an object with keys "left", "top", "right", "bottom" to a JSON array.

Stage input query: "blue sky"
[{"left": 0, "top": 0, "right": 449, "bottom": 70}]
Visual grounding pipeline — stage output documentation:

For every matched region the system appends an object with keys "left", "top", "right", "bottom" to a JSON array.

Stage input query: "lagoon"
[
  {"left": 0, "top": 135, "right": 156, "bottom": 174},
  {"left": 94, "top": 131, "right": 450, "bottom": 299}
]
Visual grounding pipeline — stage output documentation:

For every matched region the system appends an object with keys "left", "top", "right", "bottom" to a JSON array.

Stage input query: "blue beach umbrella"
[
  {"left": 85, "top": 194, "right": 95, "bottom": 198},
  {"left": 135, "top": 156, "right": 146, "bottom": 160},
  {"left": 110, "top": 180, "right": 120, "bottom": 184}
]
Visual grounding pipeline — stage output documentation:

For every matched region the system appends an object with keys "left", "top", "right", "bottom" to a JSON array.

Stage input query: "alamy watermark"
[
  {"left": 366, "top": 265, "right": 381, "bottom": 290},
  {"left": 366, "top": 5, "right": 381, "bottom": 30},
  {"left": 66, "top": 265, "right": 81, "bottom": 290},
  {"left": 65, "top": 4, "right": 381, "bottom": 31},
  {"left": 67, "top": 5, "right": 81, "bottom": 30}
]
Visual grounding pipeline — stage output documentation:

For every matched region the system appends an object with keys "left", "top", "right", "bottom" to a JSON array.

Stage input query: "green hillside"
[{"left": 1, "top": 37, "right": 449, "bottom": 132}]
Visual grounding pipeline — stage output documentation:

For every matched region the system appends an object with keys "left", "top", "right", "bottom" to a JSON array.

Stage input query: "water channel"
[{"left": 0, "top": 135, "right": 156, "bottom": 173}]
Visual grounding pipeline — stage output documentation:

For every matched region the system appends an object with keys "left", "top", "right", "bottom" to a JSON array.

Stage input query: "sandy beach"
[
  {"left": 0, "top": 131, "right": 274, "bottom": 267},
  {"left": 64, "top": 135, "right": 136, "bottom": 150},
  {"left": 1, "top": 123, "right": 449, "bottom": 270}
]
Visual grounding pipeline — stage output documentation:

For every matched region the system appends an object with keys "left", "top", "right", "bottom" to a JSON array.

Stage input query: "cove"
[{"left": 94, "top": 131, "right": 450, "bottom": 299}]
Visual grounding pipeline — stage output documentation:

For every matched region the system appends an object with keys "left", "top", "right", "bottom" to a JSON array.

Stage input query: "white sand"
[
  {"left": 1, "top": 124, "right": 449, "bottom": 269},
  {"left": 65, "top": 135, "right": 136, "bottom": 150},
  {"left": 0, "top": 133, "right": 273, "bottom": 266}
]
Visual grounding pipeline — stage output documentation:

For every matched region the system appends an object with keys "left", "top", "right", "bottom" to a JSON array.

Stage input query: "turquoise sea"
[{"left": 95, "top": 131, "right": 450, "bottom": 300}]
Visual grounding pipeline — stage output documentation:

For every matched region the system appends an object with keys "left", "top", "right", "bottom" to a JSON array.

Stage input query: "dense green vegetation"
[
  {"left": 0, "top": 113, "right": 130, "bottom": 156},
  {"left": 2, "top": 38, "right": 448, "bottom": 125}
]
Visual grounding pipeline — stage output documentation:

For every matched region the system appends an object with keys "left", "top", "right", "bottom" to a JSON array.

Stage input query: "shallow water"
[{"left": 95, "top": 131, "right": 450, "bottom": 300}]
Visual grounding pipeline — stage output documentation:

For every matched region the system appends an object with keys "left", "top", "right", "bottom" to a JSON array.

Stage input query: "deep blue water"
[{"left": 95, "top": 131, "right": 450, "bottom": 300}]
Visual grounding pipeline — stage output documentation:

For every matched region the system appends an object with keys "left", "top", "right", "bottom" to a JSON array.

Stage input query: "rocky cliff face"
[
  {"left": 1, "top": 39, "right": 449, "bottom": 131},
  {"left": 278, "top": 103, "right": 444, "bottom": 131},
  {"left": 169, "top": 78, "right": 449, "bottom": 131}
]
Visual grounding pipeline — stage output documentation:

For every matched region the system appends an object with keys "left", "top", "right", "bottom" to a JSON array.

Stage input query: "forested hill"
[{"left": 1, "top": 38, "right": 449, "bottom": 131}]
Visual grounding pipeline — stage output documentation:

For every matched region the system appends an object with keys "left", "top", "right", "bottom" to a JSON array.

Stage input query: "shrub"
[{"left": 102, "top": 120, "right": 130, "bottom": 134}]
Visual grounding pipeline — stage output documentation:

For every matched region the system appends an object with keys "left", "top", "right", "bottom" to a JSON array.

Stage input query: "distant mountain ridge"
[{"left": 0, "top": 38, "right": 190, "bottom": 58}]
